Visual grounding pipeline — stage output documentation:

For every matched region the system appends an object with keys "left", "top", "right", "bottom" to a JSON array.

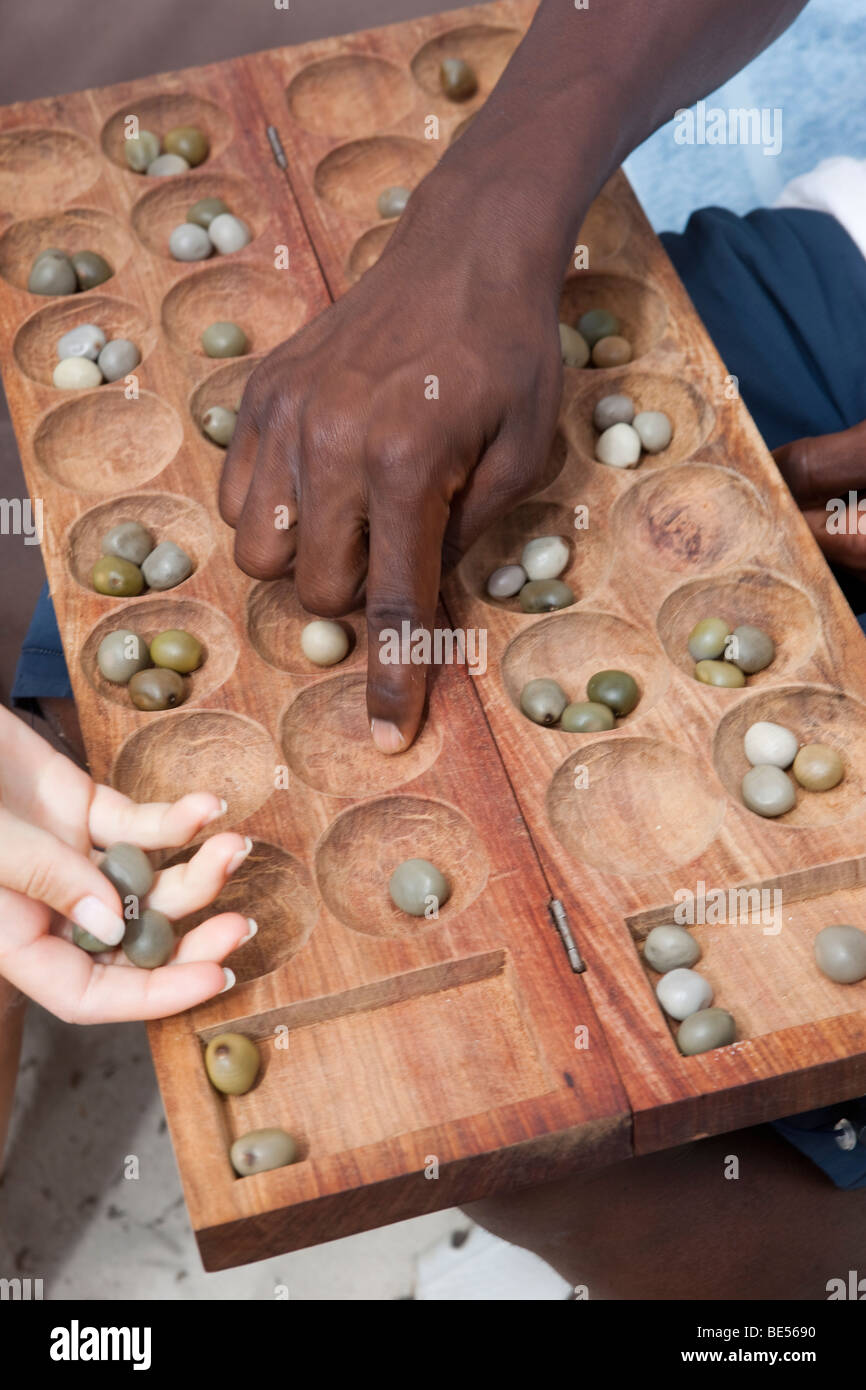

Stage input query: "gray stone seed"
[
  {"left": 124, "top": 130, "right": 160, "bottom": 173},
  {"left": 201, "top": 321, "right": 248, "bottom": 357},
  {"left": 520, "top": 677, "right": 568, "bottom": 726},
  {"left": 519, "top": 578, "right": 575, "bottom": 613},
  {"left": 102, "top": 521, "right": 153, "bottom": 566},
  {"left": 486, "top": 564, "right": 527, "bottom": 599},
  {"left": 814, "top": 924, "right": 866, "bottom": 984},
  {"left": 592, "top": 393, "right": 635, "bottom": 432},
  {"left": 207, "top": 213, "right": 252, "bottom": 255},
  {"left": 56, "top": 322, "right": 106, "bottom": 361},
  {"left": 677, "top": 1008, "right": 736, "bottom": 1055},
  {"left": 377, "top": 186, "right": 410, "bottom": 219},
  {"left": 96, "top": 628, "right": 150, "bottom": 684},
  {"left": 141, "top": 540, "right": 193, "bottom": 591},
  {"left": 98, "top": 338, "right": 141, "bottom": 382},
  {"left": 643, "top": 924, "right": 701, "bottom": 973},
  {"left": 28, "top": 251, "right": 78, "bottom": 296},
  {"left": 389, "top": 859, "right": 451, "bottom": 917},
  {"left": 202, "top": 405, "right": 237, "bottom": 447},
  {"left": 122, "top": 907, "right": 174, "bottom": 969},
  {"left": 169, "top": 223, "right": 213, "bottom": 262},
  {"left": 99, "top": 842, "right": 155, "bottom": 901},
  {"left": 727, "top": 623, "right": 775, "bottom": 674},
  {"left": 741, "top": 764, "right": 796, "bottom": 817}
]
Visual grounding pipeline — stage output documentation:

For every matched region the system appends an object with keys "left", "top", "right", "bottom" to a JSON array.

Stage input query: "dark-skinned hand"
[{"left": 774, "top": 418, "right": 866, "bottom": 576}]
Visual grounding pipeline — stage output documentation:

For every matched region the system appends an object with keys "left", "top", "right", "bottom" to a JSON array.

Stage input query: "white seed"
[
  {"left": 595, "top": 421, "right": 642, "bottom": 468},
  {"left": 744, "top": 721, "right": 798, "bottom": 768},
  {"left": 656, "top": 967, "right": 713, "bottom": 1021},
  {"left": 207, "top": 213, "right": 252, "bottom": 255},
  {"left": 520, "top": 535, "right": 569, "bottom": 581},
  {"left": 169, "top": 223, "right": 213, "bottom": 261},
  {"left": 147, "top": 153, "right": 190, "bottom": 176},
  {"left": 633, "top": 410, "right": 673, "bottom": 453},
  {"left": 300, "top": 619, "right": 349, "bottom": 667},
  {"left": 53, "top": 357, "right": 103, "bottom": 390}
]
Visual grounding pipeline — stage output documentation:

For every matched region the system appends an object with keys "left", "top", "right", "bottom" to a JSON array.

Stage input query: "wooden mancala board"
[{"left": 1, "top": 0, "right": 865, "bottom": 1268}]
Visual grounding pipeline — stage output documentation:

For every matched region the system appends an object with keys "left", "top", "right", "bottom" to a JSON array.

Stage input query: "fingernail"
[
  {"left": 71, "top": 896, "right": 126, "bottom": 948},
  {"left": 204, "top": 797, "right": 229, "bottom": 825},
  {"left": 226, "top": 837, "right": 253, "bottom": 876},
  {"left": 370, "top": 718, "right": 405, "bottom": 755},
  {"left": 219, "top": 967, "right": 236, "bottom": 993},
  {"left": 239, "top": 917, "right": 258, "bottom": 945}
]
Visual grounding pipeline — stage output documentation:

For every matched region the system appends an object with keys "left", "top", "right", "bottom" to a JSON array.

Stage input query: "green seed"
[
  {"left": 230, "top": 1128, "right": 298, "bottom": 1176},
  {"left": 727, "top": 623, "right": 775, "bottom": 674},
  {"left": 687, "top": 617, "right": 731, "bottom": 661},
  {"left": 388, "top": 859, "right": 451, "bottom": 917},
  {"left": 520, "top": 677, "right": 568, "bottom": 726},
  {"left": 28, "top": 251, "right": 78, "bottom": 296},
  {"left": 123, "top": 907, "right": 174, "bottom": 969},
  {"left": 96, "top": 628, "right": 150, "bottom": 684},
  {"left": 694, "top": 659, "right": 745, "bottom": 688},
  {"left": 187, "top": 197, "right": 231, "bottom": 229},
  {"left": 205, "top": 1033, "right": 261, "bottom": 1094},
  {"left": 578, "top": 308, "right": 620, "bottom": 347},
  {"left": 677, "top": 1007, "right": 736, "bottom": 1055},
  {"left": 149, "top": 629, "right": 202, "bottom": 673},
  {"left": 202, "top": 405, "right": 237, "bottom": 446},
  {"left": 201, "top": 321, "right": 248, "bottom": 357},
  {"left": 128, "top": 667, "right": 186, "bottom": 710},
  {"left": 163, "top": 125, "right": 209, "bottom": 166},
  {"left": 91, "top": 555, "right": 144, "bottom": 597},
  {"left": 73, "top": 923, "right": 111, "bottom": 953},
  {"left": 71, "top": 250, "right": 113, "bottom": 291},
  {"left": 560, "top": 700, "right": 615, "bottom": 732},
  {"left": 124, "top": 131, "right": 160, "bottom": 172},
  {"left": 99, "top": 842, "right": 154, "bottom": 900},
  {"left": 814, "top": 924, "right": 866, "bottom": 984},
  {"left": 519, "top": 579, "right": 575, "bottom": 613},
  {"left": 586, "top": 669, "right": 639, "bottom": 716}
]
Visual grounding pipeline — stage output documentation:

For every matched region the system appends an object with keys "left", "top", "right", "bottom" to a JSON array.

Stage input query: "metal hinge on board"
[
  {"left": 266, "top": 125, "right": 288, "bottom": 169},
  {"left": 549, "top": 899, "right": 586, "bottom": 974}
]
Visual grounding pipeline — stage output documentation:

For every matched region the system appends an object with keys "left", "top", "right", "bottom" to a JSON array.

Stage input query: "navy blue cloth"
[{"left": 11, "top": 204, "right": 866, "bottom": 1186}]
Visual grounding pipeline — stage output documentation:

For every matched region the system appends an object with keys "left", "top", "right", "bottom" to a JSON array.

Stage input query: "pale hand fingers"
[
  {"left": 0, "top": 807, "right": 125, "bottom": 949},
  {"left": 88, "top": 786, "right": 226, "bottom": 850},
  {"left": 146, "top": 833, "right": 252, "bottom": 918}
]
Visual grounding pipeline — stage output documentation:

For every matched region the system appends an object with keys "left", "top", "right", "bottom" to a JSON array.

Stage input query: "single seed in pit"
[
  {"left": 377, "top": 186, "right": 410, "bottom": 219},
  {"left": 187, "top": 197, "right": 231, "bottom": 229},
  {"left": 96, "top": 628, "right": 150, "bottom": 684},
  {"left": 521, "top": 535, "right": 569, "bottom": 581},
  {"left": 677, "top": 1007, "right": 736, "bottom": 1055},
  {"left": 102, "top": 521, "right": 153, "bottom": 566},
  {"left": 687, "top": 617, "right": 730, "bottom": 661},
  {"left": 643, "top": 924, "right": 701, "bottom": 973},
  {"left": 591, "top": 334, "right": 633, "bottom": 368},
  {"left": 123, "top": 907, "right": 174, "bottom": 969},
  {"left": 128, "top": 667, "right": 186, "bottom": 710},
  {"left": 389, "top": 858, "right": 451, "bottom": 917},
  {"left": 147, "top": 152, "right": 190, "bottom": 177},
  {"left": 169, "top": 223, "right": 212, "bottom": 262},
  {"left": 201, "top": 321, "right": 248, "bottom": 357},
  {"left": 208, "top": 213, "right": 252, "bottom": 255},
  {"left": 439, "top": 57, "right": 478, "bottom": 100},
  {"left": 486, "top": 564, "right": 526, "bottom": 599},
  {"left": 300, "top": 619, "right": 349, "bottom": 667},
  {"left": 656, "top": 967, "right": 713, "bottom": 1021},
  {"left": 53, "top": 358, "right": 103, "bottom": 390},
  {"left": 595, "top": 421, "right": 641, "bottom": 468},
  {"left": 726, "top": 623, "right": 775, "bottom": 674},
  {"left": 205, "top": 1032, "right": 261, "bottom": 1095},
  {"left": 578, "top": 309, "right": 620, "bottom": 346},
  {"left": 741, "top": 764, "right": 796, "bottom": 817},
  {"left": 98, "top": 338, "right": 141, "bottom": 382},
  {"left": 230, "top": 1128, "right": 298, "bottom": 1176},
  {"left": 91, "top": 554, "right": 144, "bottom": 597},
  {"left": 814, "top": 924, "right": 866, "bottom": 984},
  {"left": 593, "top": 393, "right": 634, "bottom": 431},
  {"left": 694, "top": 658, "right": 745, "bottom": 688},
  {"left": 202, "top": 405, "right": 237, "bottom": 446},
  {"left": 99, "top": 842, "right": 154, "bottom": 901},
  {"left": 56, "top": 322, "right": 106, "bottom": 361},
  {"left": 632, "top": 410, "right": 672, "bottom": 453},
  {"left": 141, "top": 540, "right": 193, "bottom": 591},
  {"left": 792, "top": 743, "right": 844, "bottom": 792},
  {"left": 28, "top": 250, "right": 78, "bottom": 296},
  {"left": 744, "top": 720, "right": 797, "bottom": 769},
  {"left": 150, "top": 628, "right": 202, "bottom": 673},
  {"left": 558, "top": 323, "right": 590, "bottom": 368},
  {"left": 560, "top": 700, "right": 615, "bottom": 733},
  {"left": 586, "top": 669, "right": 639, "bottom": 716},
  {"left": 163, "top": 125, "right": 209, "bottom": 166},
  {"left": 124, "top": 130, "right": 160, "bottom": 172},
  {"left": 72, "top": 250, "right": 113, "bottom": 291},
  {"left": 520, "top": 677, "right": 568, "bottom": 726},
  {"left": 519, "top": 578, "right": 574, "bottom": 613}
]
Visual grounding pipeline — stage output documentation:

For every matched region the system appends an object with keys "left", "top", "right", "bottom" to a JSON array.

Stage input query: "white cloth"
[{"left": 775, "top": 156, "right": 866, "bottom": 262}]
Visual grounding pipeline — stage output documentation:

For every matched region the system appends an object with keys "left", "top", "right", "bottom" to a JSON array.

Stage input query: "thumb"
[
  {"left": 773, "top": 420, "right": 866, "bottom": 506},
  {"left": 0, "top": 807, "right": 126, "bottom": 948}
]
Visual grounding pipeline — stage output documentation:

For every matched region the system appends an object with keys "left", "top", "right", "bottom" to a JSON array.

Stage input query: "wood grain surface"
[{"left": 1, "top": 0, "right": 865, "bottom": 1269}]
